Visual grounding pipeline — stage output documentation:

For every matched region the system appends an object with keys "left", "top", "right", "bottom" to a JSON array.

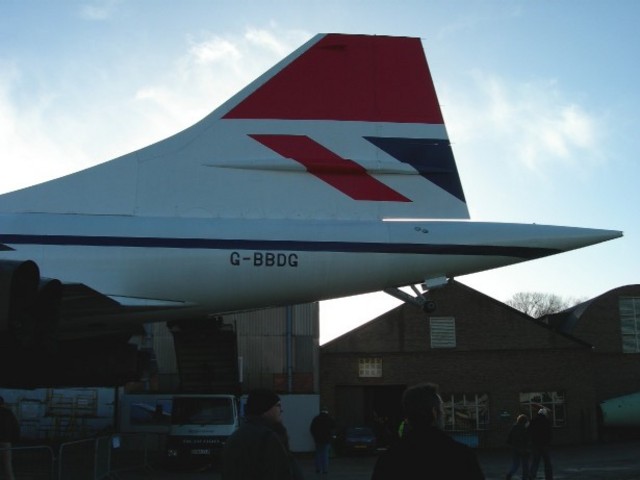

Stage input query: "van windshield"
[{"left": 172, "top": 397, "right": 234, "bottom": 425}]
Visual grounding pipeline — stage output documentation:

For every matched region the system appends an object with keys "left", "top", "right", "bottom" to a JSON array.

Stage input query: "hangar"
[
  {"left": 0, "top": 303, "right": 321, "bottom": 451},
  {"left": 319, "top": 281, "right": 640, "bottom": 449},
  {"left": 1, "top": 282, "right": 638, "bottom": 452}
]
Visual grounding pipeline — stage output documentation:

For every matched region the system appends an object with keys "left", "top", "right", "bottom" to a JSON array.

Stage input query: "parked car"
[{"left": 335, "top": 426, "right": 377, "bottom": 455}]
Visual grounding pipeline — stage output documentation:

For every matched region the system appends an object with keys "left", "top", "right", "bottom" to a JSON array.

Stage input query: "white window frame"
[
  {"left": 441, "top": 393, "right": 489, "bottom": 432},
  {"left": 620, "top": 297, "right": 640, "bottom": 353},
  {"left": 519, "top": 391, "right": 566, "bottom": 428},
  {"left": 358, "top": 357, "right": 382, "bottom": 378}
]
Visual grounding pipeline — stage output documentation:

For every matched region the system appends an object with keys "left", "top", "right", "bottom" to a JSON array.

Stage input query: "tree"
[{"left": 505, "top": 292, "right": 585, "bottom": 318}]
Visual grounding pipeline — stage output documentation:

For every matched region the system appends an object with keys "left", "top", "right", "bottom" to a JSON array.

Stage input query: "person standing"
[
  {"left": 529, "top": 408, "right": 553, "bottom": 480},
  {"left": 309, "top": 407, "right": 335, "bottom": 474},
  {"left": 506, "top": 414, "right": 530, "bottom": 480},
  {"left": 397, "top": 418, "right": 409, "bottom": 438},
  {"left": 0, "top": 396, "right": 19, "bottom": 480},
  {"left": 371, "top": 382, "right": 485, "bottom": 479},
  {"left": 221, "top": 389, "right": 303, "bottom": 480}
]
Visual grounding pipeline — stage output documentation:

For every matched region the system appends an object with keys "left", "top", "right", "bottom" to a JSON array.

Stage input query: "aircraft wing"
[
  {"left": 0, "top": 268, "right": 197, "bottom": 387},
  {"left": 55, "top": 282, "right": 193, "bottom": 340}
]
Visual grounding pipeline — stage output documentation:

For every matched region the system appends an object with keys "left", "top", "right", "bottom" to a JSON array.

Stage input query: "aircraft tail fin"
[{"left": 0, "top": 34, "right": 469, "bottom": 220}]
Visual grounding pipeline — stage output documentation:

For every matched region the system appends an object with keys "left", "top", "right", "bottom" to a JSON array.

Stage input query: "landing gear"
[
  {"left": 383, "top": 284, "right": 437, "bottom": 313},
  {"left": 384, "top": 277, "right": 450, "bottom": 313}
]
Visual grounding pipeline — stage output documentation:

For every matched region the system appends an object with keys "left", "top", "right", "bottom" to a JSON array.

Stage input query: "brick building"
[
  {"left": 546, "top": 285, "right": 640, "bottom": 408},
  {"left": 320, "top": 280, "right": 602, "bottom": 448}
]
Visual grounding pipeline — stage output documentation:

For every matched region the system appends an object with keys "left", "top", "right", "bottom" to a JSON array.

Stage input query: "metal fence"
[
  {"left": 1, "top": 444, "right": 56, "bottom": 479},
  {"left": 108, "top": 432, "right": 165, "bottom": 477},
  {"left": 2, "top": 433, "right": 165, "bottom": 480}
]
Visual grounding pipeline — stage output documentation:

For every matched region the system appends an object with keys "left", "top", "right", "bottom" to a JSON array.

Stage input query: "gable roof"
[
  {"left": 545, "top": 284, "right": 640, "bottom": 334},
  {"left": 322, "top": 279, "right": 592, "bottom": 349}
]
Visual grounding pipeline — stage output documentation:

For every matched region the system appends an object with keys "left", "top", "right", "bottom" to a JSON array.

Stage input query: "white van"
[{"left": 166, "top": 394, "right": 239, "bottom": 468}]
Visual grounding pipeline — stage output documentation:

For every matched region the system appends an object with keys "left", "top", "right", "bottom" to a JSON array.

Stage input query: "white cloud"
[
  {"left": 0, "top": 63, "right": 19, "bottom": 136},
  {"left": 0, "top": 62, "right": 89, "bottom": 193},
  {"left": 188, "top": 38, "right": 242, "bottom": 65},
  {"left": 244, "top": 28, "right": 295, "bottom": 57},
  {"left": 79, "top": 0, "right": 122, "bottom": 21},
  {"left": 0, "top": 26, "right": 312, "bottom": 194},
  {"left": 132, "top": 28, "right": 310, "bottom": 128},
  {"left": 445, "top": 71, "right": 604, "bottom": 175}
]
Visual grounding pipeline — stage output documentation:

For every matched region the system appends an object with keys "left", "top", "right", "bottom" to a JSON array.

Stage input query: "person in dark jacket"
[
  {"left": 221, "top": 389, "right": 303, "bottom": 480},
  {"left": 506, "top": 414, "right": 530, "bottom": 480},
  {"left": 371, "top": 383, "right": 485, "bottom": 480},
  {"left": 529, "top": 408, "right": 553, "bottom": 480},
  {"left": 310, "top": 407, "right": 335, "bottom": 474},
  {"left": 0, "top": 396, "right": 19, "bottom": 480}
]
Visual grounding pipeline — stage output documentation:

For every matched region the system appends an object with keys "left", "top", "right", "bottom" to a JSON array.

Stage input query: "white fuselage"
[
  {"left": 0, "top": 34, "right": 623, "bottom": 334},
  {"left": 0, "top": 212, "right": 619, "bottom": 316}
]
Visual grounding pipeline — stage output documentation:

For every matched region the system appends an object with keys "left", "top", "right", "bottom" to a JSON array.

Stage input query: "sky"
[{"left": 1, "top": 1, "right": 638, "bottom": 344}]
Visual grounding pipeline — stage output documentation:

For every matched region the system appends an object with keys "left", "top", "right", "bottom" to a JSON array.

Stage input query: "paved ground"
[{"left": 118, "top": 440, "right": 640, "bottom": 479}]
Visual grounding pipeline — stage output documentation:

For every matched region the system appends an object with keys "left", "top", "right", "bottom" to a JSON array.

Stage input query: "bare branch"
[{"left": 505, "top": 292, "right": 583, "bottom": 318}]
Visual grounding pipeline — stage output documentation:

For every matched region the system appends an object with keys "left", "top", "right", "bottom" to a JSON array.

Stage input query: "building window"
[
  {"left": 442, "top": 393, "right": 489, "bottom": 433},
  {"left": 358, "top": 357, "right": 382, "bottom": 378},
  {"left": 519, "top": 391, "right": 566, "bottom": 427},
  {"left": 430, "top": 317, "right": 456, "bottom": 348},
  {"left": 620, "top": 297, "right": 640, "bottom": 353}
]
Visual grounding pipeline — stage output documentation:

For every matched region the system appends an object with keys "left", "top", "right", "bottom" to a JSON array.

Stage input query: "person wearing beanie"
[
  {"left": 0, "top": 396, "right": 19, "bottom": 480},
  {"left": 310, "top": 407, "right": 335, "bottom": 474},
  {"left": 371, "top": 383, "right": 484, "bottom": 480},
  {"left": 244, "top": 389, "right": 281, "bottom": 417},
  {"left": 221, "top": 389, "right": 303, "bottom": 480}
]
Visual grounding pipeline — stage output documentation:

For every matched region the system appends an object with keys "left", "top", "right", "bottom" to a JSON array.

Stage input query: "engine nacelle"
[{"left": 0, "top": 259, "right": 40, "bottom": 333}]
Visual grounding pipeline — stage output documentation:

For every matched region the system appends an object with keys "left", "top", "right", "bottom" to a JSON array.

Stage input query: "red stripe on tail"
[
  {"left": 225, "top": 34, "right": 443, "bottom": 124},
  {"left": 251, "top": 134, "right": 411, "bottom": 202}
]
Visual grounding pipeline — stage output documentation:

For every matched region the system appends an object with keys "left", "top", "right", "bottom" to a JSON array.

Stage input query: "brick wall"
[{"left": 321, "top": 281, "right": 599, "bottom": 448}]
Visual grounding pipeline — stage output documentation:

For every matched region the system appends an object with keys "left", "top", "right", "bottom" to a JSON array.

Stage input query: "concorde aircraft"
[{"left": 0, "top": 34, "right": 621, "bottom": 385}]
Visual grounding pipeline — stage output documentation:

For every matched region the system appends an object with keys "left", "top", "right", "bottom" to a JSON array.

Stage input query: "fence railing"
[
  {"left": 3, "top": 433, "right": 165, "bottom": 480},
  {"left": 1, "top": 444, "right": 56, "bottom": 479}
]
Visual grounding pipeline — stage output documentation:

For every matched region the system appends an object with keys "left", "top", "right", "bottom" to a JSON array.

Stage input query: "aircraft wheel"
[{"left": 423, "top": 300, "right": 437, "bottom": 313}]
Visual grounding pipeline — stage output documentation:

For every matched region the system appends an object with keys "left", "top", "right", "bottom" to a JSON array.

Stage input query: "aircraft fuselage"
[{"left": 0, "top": 213, "right": 620, "bottom": 316}]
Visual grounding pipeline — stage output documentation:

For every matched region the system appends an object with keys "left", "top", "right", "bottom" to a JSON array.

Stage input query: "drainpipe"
[{"left": 286, "top": 305, "right": 293, "bottom": 393}]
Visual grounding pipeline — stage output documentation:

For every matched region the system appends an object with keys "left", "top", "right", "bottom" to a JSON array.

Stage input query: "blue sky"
[{"left": 1, "top": 1, "right": 638, "bottom": 343}]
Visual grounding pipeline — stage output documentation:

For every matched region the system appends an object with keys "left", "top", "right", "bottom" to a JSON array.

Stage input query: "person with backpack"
[{"left": 310, "top": 407, "right": 336, "bottom": 474}]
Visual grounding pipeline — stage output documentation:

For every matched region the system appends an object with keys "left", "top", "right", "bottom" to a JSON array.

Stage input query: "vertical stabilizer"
[{"left": 0, "top": 34, "right": 468, "bottom": 220}]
